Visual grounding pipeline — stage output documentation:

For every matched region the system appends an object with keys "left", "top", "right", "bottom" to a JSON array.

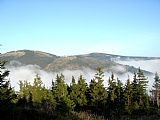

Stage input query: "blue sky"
[{"left": 0, "top": 0, "right": 160, "bottom": 56}]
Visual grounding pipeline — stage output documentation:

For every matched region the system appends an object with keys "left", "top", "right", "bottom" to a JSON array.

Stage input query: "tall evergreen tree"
[
  {"left": 131, "top": 73, "right": 140, "bottom": 110},
  {"left": 107, "top": 73, "right": 117, "bottom": 103},
  {"left": 32, "top": 74, "right": 43, "bottom": 104},
  {"left": 0, "top": 60, "right": 16, "bottom": 105},
  {"left": 76, "top": 75, "right": 87, "bottom": 107},
  {"left": 89, "top": 68, "right": 107, "bottom": 110},
  {"left": 53, "top": 74, "right": 68, "bottom": 100},
  {"left": 132, "top": 69, "right": 149, "bottom": 111},
  {"left": 69, "top": 76, "right": 76, "bottom": 96},
  {"left": 107, "top": 73, "right": 120, "bottom": 116},
  {"left": 69, "top": 76, "right": 78, "bottom": 108},
  {"left": 52, "top": 74, "right": 75, "bottom": 113},
  {"left": 151, "top": 73, "right": 160, "bottom": 107},
  {"left": 137, "top": 68, "right": 148, "bottom": 92},
  {"left": 24, "top": 80, "right": 32, "bottom": 102},
  {"left": 124, "top": 77, "right": 133, "bottom": 113},
  {"left": 18, "top": 80, "right": 24, "bottom": 99},
  {"left": 115, "top": 78, "right": 124, "bottom": 113},
  {"left": 89, "top": 79, "right": 97, "bottom": 105}
]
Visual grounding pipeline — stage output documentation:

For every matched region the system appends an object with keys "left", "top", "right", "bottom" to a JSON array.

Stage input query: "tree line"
[{"left": 0, "top": 60, "right": 160, "bottom": 120}]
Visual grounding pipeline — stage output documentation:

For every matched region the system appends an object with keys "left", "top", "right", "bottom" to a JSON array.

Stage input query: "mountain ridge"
[
  {"left": 2, "top": 50, "right": 160, "bottom": 58},
  {"left": 1, "top": 50, "right": 159, "bottom": 75}
]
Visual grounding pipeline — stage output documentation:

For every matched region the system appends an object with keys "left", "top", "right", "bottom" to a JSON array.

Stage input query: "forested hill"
[
  {"left": 0, "top": 50, "right": 60, "bottom": 68},
  {"left": 1, "top": 50, "right": 160, "bottom": 75}
]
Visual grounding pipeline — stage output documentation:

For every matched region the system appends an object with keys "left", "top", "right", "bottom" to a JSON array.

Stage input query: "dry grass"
[{"left": 73, "top": 111, "right": 107, "bottom": 120}]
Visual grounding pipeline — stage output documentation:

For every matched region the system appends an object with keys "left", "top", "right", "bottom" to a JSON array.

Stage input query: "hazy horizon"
[
  {"left": 1, "top": 49, "right": 160, "bottom": 58},
  {"left": 0, "top": 0, "right": 160, "bottom": 57}
]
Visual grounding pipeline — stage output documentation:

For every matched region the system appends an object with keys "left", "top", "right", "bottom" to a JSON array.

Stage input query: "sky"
[{"left": 0, "top": 0, "right": 160, "bottom": 57}]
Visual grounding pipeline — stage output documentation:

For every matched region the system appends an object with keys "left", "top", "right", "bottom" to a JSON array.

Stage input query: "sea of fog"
[{"left": 6, "top": 61, "right": 158, "bottom": 92}]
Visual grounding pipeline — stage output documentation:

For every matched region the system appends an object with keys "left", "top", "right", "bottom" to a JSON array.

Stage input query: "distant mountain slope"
[
  {"left": 80, "top": 53, "right": 160, "bottom": 61},
  {"left": 45, "top": 55, "right": 145, "bottom": 74},
  {"left": 1, "top": 50, "right": 159, "bottom": 75},
  {"left": 45, "top": 56, "right": 116, "bottom": 71},
  {"left": 0, "top": 50, "right": 59, "bottom": 68}
]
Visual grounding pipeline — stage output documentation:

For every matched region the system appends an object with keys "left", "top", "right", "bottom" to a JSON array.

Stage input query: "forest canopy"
[{"left": 0, "top": 60, "right": 160, "bottom": 120}]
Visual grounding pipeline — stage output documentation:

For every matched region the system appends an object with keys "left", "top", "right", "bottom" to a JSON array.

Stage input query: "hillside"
[
  {"left": 0, "top": 50, "right": 59, "bottom": 68},
  {"left": 1, "top": 50, "right": 159, "bottom": 75}
]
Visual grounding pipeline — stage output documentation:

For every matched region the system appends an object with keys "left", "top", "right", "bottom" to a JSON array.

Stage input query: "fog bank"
[{"left": 6, "top": 64, "right": 155, "bottom": 92}]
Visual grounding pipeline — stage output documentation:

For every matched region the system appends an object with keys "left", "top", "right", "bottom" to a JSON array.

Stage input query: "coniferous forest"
[{"left": 0, "top": 60, "right": 160, "bottom": 120}]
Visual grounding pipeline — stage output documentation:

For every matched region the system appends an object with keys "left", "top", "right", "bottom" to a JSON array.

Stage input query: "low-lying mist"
[
  {"left": 6, "top": 64, "right": 155, "bottom": 92},
  {"left": 116, "top": 59, "right": 160, "bottom": 73},
  {"left": 7, "top": 65, "right": 95, "bottom": 91}
]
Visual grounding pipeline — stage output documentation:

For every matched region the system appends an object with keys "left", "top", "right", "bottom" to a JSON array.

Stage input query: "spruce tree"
[
  {"left": 124, "top": 77, "right": 133, "bottom": 114},
  {"left": 115, "top": 78, "right": 124, "bottom": 113},
  {"left": 52, "top": 74, "right": 75, "bottom": 113},
  {"left": 151, "top": 73, "right": 160, "bottom": 107},
  {"left": 0, "top": 60, "right": 16, "bottom": 105},
  {"left": 17, "top": 80, "right": 31, "bottom": 107},
  {"left": 53, "top": 74, "right": 68, "bottom": 100},
  {"left": 18, "top": 80, "right": 24, "bottom": 99},
  {"left": 132, "top": 69, "right": 149, "bottom": 111},
  {"left": 89, "top": 79, "right": 97, "bottom": 105},
  {"left": 69, "top": 76, "right": 78, "bottom": 106},
  {"left": 24, "top": 80, "right": 32, "bottom": 102},
  {"left": 107, "top": 73, "right": 118, "bottom": 116},
  {"left": 137, "top": 68, "right": 148, "bottom": 92},
  {"left": 107, "top": 73, "right": 117, "bottom": 103},
  {"left": 132, "top": 72, "right": 142, "bottom": 110},
  {"left": 76, "top": 75, "right": 87, "bottom": 107},
  {"left": 89, "top": 68, "right": 107, "bottom": 110},
  {"left": 32, "top": 74, "right": 43, "bottom": 104}
]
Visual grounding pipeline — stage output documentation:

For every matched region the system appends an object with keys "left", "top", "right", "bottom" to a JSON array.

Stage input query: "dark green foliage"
[
  {"left": 124, "top": 78, "right": 133, "bottom": 114},
  {"left": 131, "top": 72, "right": 141, "bottom": 110},
  {"left": 89, "top": 68, "right": 107, "bottom": 114},
  {"left": 131, "top": 69, "right": 149, "bottom": 111},
  {"left": 107, "top": 73, "right": 117, "bottom": 103},
  {"left": 107, "top": 73, "right": 117, "bottom": 116},
  {"left": 89, "top": 68, "right": 107, "bottom": 105},
  {"left": 69, "top": 76, "right": 77, "bottom": 102},
  {"left": 107, "top": 73, "right": 125, "bottom": 116},
  {"left": 137, "top": 68, "right": 148, "bottom": 92},
  {"left": 151, "top": 73, "right": 160, "bottom": 107},
  {"left": 0, "top": 60, "right": 16, "bottom": 105},
  {"left": 70, "top": 75, "right": 87, "bottom": 109},
  {"left": 52, "top": 74, "right": 75, "bottom": 113},
  {"left": 114, "top": 78, "right": 124, "bottom": 114},
  {"left": 57, "top": 96, "right": 75, "bottom": 114},
  {"left": 76, "top": 75, "right": 87, "bottom": 106},
  {"left": 1, "top": 63, "right": 160, "bottom": 119},
  {"left": 18, "top": 75, "right": 57, "bottom": 111},
  {"left": 52, "top": 74, "right": 68, "bottom": 100}
]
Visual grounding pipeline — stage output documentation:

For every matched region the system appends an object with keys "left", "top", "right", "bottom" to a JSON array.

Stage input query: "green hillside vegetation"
[{"left": 0, "top": 60, "right": 160, "bottom": 120}]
